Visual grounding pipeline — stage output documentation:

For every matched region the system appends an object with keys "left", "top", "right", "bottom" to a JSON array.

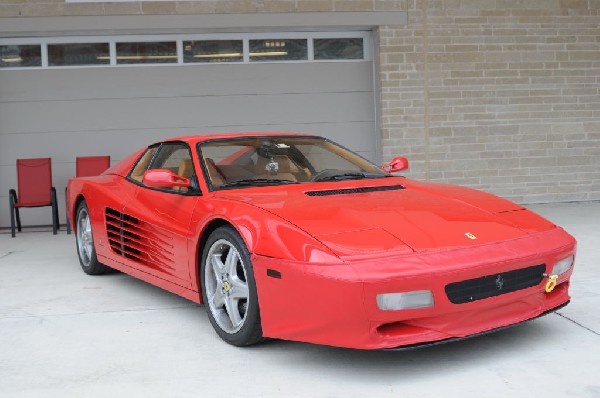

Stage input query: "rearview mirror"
[
  {"left": 142, "top": 169, "right": 190, "bottom": 188},
  {"left": 381, "top": 157, "right": 409, "bottom": 173}
]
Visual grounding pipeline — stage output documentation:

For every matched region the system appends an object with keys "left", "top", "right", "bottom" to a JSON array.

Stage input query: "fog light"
[
  {"left": 552, "top": 256, "right": 574, "bottom": 276},
  {"left": 376, "top": 290, "right": 434, "bottom": 311}
]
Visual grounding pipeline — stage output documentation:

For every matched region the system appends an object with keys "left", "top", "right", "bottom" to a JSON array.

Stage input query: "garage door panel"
[
  {"left": 0, "top": 62, "right": 373, "bottom": 102},
  {"left": 0, "top": 130, "right": 170, "bottom": 163},
  {"left": 0, "top": 121, "right": 375, "bottom": 163},
  {"left": 0, "top": 92, "right": 374, "bottom": 134},
  {"left": 0, "top": 52, "right": 375, "bottom": 227}
]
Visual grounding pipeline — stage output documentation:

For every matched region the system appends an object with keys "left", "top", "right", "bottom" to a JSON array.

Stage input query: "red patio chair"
[
  {"left": 76, "top": 155, "right": 111, "bottom": 177},
  {"left": 9, "top": 158, "right": 59, "bottom": 238},
  {"left": 66, "top": 156, "right": 110, "bottom": 234}
]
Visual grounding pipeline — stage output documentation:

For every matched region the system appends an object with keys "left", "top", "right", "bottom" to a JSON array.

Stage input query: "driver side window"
[
  {"left": 147, "top": 143, "right": 197, "bottom": 193},
  {"left": 130, "top": 146, "right": 158, "bottom": 183}
]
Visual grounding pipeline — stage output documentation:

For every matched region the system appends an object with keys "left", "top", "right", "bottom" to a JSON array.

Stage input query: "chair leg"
[
  {"left": 65, "top": 187, "right": 71, "bottom": 235},
  {"left": 15, "top": 207, "right": 21, "bottom": 232},
  {"left": 9, "top": 189, "right": 17, "bottom": 238},
  {"left": 51, "top": 187, "right": 58, "bottom": 235}
]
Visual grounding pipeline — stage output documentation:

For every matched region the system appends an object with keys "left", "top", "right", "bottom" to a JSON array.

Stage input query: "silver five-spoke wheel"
[
  {"left": 77, "top": 206, "right": 94, "bottom": 267},
  {"left": 75, "top": 200, "right": 107, "bottom": 275},
  {"left": 205, "top": 239, "right": 250, "bottom": 333},
  {"left": 201, "top": 226, "right": 263, "bottom": 346}
]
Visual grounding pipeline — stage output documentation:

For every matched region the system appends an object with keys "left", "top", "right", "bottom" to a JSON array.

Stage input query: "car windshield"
[{"left": 197, "top": 136, "right": 388, "bottom": 190}]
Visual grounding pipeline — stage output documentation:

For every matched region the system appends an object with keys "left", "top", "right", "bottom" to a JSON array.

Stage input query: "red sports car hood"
[{"left": 216, "top": 178, "right": 556, "bottom": 259}]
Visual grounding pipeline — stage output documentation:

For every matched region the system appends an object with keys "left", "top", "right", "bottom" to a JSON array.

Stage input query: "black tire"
[
  {"left": 75, "top": 200, "right": 108, "bottom": 275},
  {"left": 200, "top": 226, "right": 263, "bottom": 346}
]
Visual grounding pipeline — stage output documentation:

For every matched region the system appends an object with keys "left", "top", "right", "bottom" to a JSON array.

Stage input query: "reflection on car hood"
[{"left": 215, "top": 178, "right": 555, "bottom": 259}]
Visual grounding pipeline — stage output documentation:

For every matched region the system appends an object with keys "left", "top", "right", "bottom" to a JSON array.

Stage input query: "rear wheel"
[
  {"left": 75, "top": 200, "right": 107, "bottom": 275},
  {"left": 200, "top": 226, "right": 263, "bottom": 346}
]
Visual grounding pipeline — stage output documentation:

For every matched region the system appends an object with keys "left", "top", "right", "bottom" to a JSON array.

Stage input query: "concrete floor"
[{"left": 1, "top": 202, "right": 599, "bottom": 398}]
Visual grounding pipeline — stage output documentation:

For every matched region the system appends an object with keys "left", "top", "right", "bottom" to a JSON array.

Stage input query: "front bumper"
[
  {"left": 252, "top": 227, "right": 576, "bottom": 349},
  {"left": 385, "top": 300, "right": 569, "bottom": 351}
]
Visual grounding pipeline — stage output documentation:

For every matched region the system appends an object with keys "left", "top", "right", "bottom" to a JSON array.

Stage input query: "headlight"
[
  {"left": 551, "top": 256, "right": 574, "bottom": 276},
  {"left": 376, "top": 290, "right": 434, "bottom": 311}
]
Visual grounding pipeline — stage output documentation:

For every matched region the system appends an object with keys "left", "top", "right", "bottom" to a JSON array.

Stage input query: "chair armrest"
[{"left": 9, "top": 189, "right": 18, "bottom": 204}]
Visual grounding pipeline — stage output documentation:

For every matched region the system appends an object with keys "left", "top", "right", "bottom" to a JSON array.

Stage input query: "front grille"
[
  {"left": 445, "top": 264, "right": 545, "bottom": 304},
  {"left": 305, "top": 185, "right": 404, "bottom": 197}
]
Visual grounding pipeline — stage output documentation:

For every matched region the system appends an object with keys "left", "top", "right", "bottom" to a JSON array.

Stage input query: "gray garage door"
[{"left": 0, "top": 37, "right": 375, "bottom": 228}]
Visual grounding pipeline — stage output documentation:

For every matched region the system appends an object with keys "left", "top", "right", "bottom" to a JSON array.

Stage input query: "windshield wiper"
[
  {"left": 219, "top": 178, "right": 299, "bottom": 188},
  {"left": 313, "top": 172, "right": 390, "bottom": 182}
]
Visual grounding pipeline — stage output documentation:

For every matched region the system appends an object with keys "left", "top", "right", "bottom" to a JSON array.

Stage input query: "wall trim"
[{"left": 0, "top": 12, "right": 408, "bottom": 37}]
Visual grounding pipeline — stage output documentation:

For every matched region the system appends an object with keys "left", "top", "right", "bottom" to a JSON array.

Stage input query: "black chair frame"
[{"left": 9, "top": 187, "right": 59, "bottom": 238}]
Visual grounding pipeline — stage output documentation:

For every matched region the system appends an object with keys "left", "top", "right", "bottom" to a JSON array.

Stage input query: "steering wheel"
[{"left": 310, "top": 169, "right": 341, "bottom": 182}]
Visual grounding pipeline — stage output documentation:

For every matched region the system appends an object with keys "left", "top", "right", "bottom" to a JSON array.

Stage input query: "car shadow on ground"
[{"left": 104, "top": 267, "right": 566, "bottom": 381}]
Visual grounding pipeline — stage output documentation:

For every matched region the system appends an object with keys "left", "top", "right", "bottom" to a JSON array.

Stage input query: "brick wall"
[{"left": 379, "top": 0, "right": 600, "bottom": 203}]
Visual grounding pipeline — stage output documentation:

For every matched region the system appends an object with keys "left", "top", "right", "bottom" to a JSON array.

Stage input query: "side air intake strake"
[
  {"left": 305, "top": 185, "right": 405, "bottom": 197},
  {"left": 105, "top": 207, "right": 175, "bottom": 270}
]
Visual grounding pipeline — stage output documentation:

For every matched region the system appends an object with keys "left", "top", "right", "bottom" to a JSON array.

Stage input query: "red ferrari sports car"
[{"left": 67, "top": 133, "right": 576, "bottom": 349}]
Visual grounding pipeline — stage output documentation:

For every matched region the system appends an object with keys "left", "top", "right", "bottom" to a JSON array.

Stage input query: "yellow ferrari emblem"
[
  {"left": 223, "top": 281, "right": 231, "bottom": 293},
  {"left": 465, "top": 232, "right": 477, "bottom": 240}
]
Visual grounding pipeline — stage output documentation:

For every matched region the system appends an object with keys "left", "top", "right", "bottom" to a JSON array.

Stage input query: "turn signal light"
[
  {"left": 551, "top": 256, "right": 574, "bottom": 276},
  {"left": 376, "top": 290, "right": 434, "bottom": 311}
]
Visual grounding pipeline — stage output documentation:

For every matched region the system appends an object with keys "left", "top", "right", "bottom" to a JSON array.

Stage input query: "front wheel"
[
  {"left": 75, "top": 200, "right": 107, "bottom": 275},
  {"left": 200, "top": 226, "right": 263, "bottom": 346}
]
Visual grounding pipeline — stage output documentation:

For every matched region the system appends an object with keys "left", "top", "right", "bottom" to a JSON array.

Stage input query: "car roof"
[{"left": 162, "top": 132, "right": 319, "bottom": 146}]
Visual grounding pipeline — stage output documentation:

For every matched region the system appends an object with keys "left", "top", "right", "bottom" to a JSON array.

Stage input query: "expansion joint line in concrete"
[
  {"left": 556, "top": 312, "right": 600, "bottom": 336},
  {"left": 0, "top": 251, "right": 22, "bottom": 260}
]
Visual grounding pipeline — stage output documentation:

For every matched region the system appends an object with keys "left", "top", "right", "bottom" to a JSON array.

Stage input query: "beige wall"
[
  {"left": 379, "top": 0, "right": 599, "bottom": 203},
  {"left": 1, "top": 0, "right": 599, "bottom": 204}
]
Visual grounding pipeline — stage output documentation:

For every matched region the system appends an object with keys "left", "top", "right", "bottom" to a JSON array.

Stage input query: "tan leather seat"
[
  {"left": 205, "top": 158, "right": 224, "bottom": 187},
  {"left": 174, "top": 158, "right": 194, "bottom": 192},
  {"left": 178, "top": 159, "right": 194, "bottom": 179}
]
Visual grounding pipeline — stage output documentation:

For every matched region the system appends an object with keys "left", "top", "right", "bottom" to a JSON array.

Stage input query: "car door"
[{"left": 121, "top": 142, "right": 201, "bottom": 288}]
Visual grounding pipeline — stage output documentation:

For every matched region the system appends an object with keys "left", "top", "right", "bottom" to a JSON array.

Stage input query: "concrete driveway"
[{"left": 1, "top": 202, "right": 599, "bottom": 397}]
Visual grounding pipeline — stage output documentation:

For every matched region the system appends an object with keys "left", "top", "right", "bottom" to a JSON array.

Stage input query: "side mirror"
[
  {"left": 143, "top": 169, "right": 190, "bottom": 188},
  {"left": 381, "top": 157, "right": 409, "bottom": 173}
]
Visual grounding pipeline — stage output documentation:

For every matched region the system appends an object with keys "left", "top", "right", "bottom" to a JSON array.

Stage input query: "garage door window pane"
[
  {"left": 0, "top": 45, "right": 41, "bottom": 68},
  {"left": 48, "top": 43, "right": 110, "bottom": 66},
  {"left": 314, "top": 38, "right": 364, "bottom": 60},
  {"left": 249, "top": 39, "right": 307, "bottom": 62},
  {"left": 116, "top": 42, "right": 177, "bottom": 64},
  {"left": 183, "top": 40, "right": 243, "bottom": 63}
]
